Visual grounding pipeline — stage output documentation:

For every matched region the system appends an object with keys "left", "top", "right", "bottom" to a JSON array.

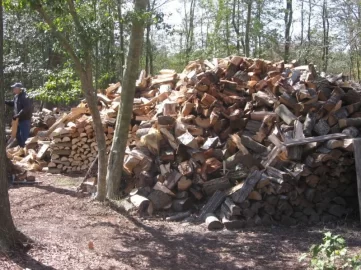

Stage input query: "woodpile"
[
  {"left": 30, "top": 108, "right": 60, "bottom": 136},
  {"left": 8, "top": 56, "right": 361, "bottom": 227}
]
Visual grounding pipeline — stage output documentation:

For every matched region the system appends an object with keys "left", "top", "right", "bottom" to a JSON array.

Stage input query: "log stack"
[
  {"left": 31, "top": 108, "right": 60, "bottom": 136},
  {"left": 8, "top": 56, "right": 361, "bottom": 226}
]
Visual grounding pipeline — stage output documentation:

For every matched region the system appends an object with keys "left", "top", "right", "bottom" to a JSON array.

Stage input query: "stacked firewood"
[
  {"left": 10, "top": 56, "right": 361, "bottom": 227},
  {"left": 40, "top": 105, "right": 119, "bottom": 174},
  {"left": 119, "top": 57, "right": 360, "bottom": 226}
]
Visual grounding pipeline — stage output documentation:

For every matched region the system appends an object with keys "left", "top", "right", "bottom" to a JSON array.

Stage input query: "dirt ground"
[{"left": 0, "top": 174, "right": 360, "bottom": 270}]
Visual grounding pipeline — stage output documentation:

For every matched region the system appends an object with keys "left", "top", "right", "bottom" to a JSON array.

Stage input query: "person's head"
[{"left": 11, "top": 83, "right": 24, "bottom": 95}]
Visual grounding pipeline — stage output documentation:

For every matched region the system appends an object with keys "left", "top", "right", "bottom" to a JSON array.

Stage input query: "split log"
[
  {"left": 177, "top": 177, "right": 192, "bottom": 191},
  {"left": 148, "top": 190, "right": 172, "bottom": 210},
  {"left": 198, "top": 190, "right": 226, "bottom": 221},
  {"left": 220, "top": 216, "right": 245, "bottom": 230},
  {"left": 231, "top": 170, "right": 263, "bottom": 204},
  {"left": 252, "top": 115, "right": 276, "bottom": 143},
  {"left": 240, "top": 135, "right": 268, "bottom": 153},
  {"left": 223, "top": 197, "right": 241, "bottom": 215},
  {"left": 36, "top": 144, "right": 50, "bottom": 160},
  {"left": 166, "top": 211, "right": 192, "bottom": 221},
  {"left": 172, "top": 198, "right": 193, "bottom": 212},
  {"left": 202, "top": 158, "right": 222, "bottom": 175},
  {"left": 163, "top": 170, "right": 182, "bottom": 190},
  {"left": 313, "top": 120, "right": 330, "bottom": 136},
  {"left": 163, "top": 102, "right": 178, "bottom": 116},
  {"left": 342, "top": 127, "right": 359, "bottom": 138},
  {"left": 203, "top": 177, "right": 231, "bottom": 196},
  {"left": 282, "top": 133, "right": 348, "bottom": 147},
  {"left": 275, "top": 104, "right": 297, "bottom": 125},
  {"left": 130, "top": 195, "right": 153, "bottom": 217},
  {"left": 303, "top": 112, "right": 316, "bottom": 137},
  {"left": 177, "top": 132, "right": 198, "bottom": 149},
  {"left": 339, "top": 118, "right": 361, "bottom": 129}
]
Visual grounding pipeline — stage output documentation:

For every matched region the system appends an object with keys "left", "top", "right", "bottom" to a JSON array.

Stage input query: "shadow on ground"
[{"left": 102, "top": 211, "right": 330, "bottom": 269}]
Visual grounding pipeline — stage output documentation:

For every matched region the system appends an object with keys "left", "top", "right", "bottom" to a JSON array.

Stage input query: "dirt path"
[{"left": 1, "top": 174, "right": 360, "bottom": 270}]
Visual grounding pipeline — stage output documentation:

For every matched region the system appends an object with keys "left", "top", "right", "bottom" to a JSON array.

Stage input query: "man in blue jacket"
[{"left": 5, "top": 83, "right": 33, "bottom": 148}]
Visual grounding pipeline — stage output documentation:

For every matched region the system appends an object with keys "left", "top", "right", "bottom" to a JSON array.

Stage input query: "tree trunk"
[
  {"left": 93, "top": 0, "right": 99, "bottom": 90},
  {"left": 225, "top": 10, "right": 230, "bottom": 56},
  {"left": 79, "top": 70, "right": 107, "bottom": 201},
  {"left": 185, "top": 0, "right": 196, "bottom": 63},
  {"left": 245, "top": 0, "right": 252, "bottom": 57},
  {"left": 145, "top": 23, "right": 151, "bottom": 75},
  {"left": 0, "top": 0, "right": 18, "bottom": 250},
  {"left": 34, "top": 2, "right": 107, "bottom": 201},
  {"left": 106, "top": 0, "right": 147, "bottom": 199},
  {"left": 322, "top": 0, "right": 329, "bottom": 72},
  {"left": 118, "top": 0, "right": 125, "bottom": 79},
  {"left": 232, "top": 0, "right": 241, "bottom": 54},
  {"left": 300, "top": 0, "right": 304, "bottom": 46},
  {"left": 284, "top": 0, "right": 293, "bottom": 63}
]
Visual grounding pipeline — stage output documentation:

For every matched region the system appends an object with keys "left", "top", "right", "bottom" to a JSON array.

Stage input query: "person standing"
[{"left": 5, "top": 83, "right": 33, "bottom": 148}]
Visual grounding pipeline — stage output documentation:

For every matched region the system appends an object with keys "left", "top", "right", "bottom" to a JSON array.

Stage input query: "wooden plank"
[
  {"left": 231, "top": 170, "right": 263, "bottom": 204},
  {"left": 10, "top": 118, "right": 18, "bottom": 138},
  {"left": 353, "top": 138, "right": 361, "bottom": 223},
  {"left": 282, "top": 133, "right": 348, "bottom": 147},
  {"left": 45, "top": 113, "right": 69, "bottom": 137},
  {"left": 36, "top": 144, "right": 50, "bottom": 160}
]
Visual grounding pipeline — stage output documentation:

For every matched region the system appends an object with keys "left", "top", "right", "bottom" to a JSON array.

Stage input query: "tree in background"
[{"left": 284, "top": 0, "right": 293, "bottom": 63}]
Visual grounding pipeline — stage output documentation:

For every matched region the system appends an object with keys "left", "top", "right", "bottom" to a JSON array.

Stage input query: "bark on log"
[
  {"left": 198, "top": 190, "right": 226, "bottom": 221},
  {"left": 231, "top": 170, "right": 263, "bottom": 203},
  {"left": 202, "top": 177, "right": 231, "bottom": 196}
]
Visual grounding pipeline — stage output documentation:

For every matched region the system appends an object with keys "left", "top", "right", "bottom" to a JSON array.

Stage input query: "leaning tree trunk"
[
  {"left": 0, "top": 0, "right": 18, "bottom": 250},
  {"left": 106, "top": 0, "right": 147, "bottom": 199},
  {"left": 34, "top": 3, "right": 107, "bottom": 201}
]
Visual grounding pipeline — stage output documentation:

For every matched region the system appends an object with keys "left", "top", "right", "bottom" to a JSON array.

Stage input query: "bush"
[{"left": 299, "top": 232, "right": 361, "bottom": 269}]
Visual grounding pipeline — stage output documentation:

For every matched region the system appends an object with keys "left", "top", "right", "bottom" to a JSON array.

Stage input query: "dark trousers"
[{"left": 16, "top": 120, "right": 31, "bottom": 148}]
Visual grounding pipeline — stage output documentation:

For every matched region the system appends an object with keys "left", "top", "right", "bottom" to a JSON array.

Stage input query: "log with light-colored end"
[{"left": 205, "top": 213, "right": 224, "bottom": 230}]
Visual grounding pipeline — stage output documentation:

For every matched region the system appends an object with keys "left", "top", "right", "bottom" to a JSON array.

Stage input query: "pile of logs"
[
  {"left": 30, "top": 108, "right": 60, "bottom": 136},
  {"left": 116, "top": 58, "right": 360, "bottom": 227},
  {"left": 8, "top": 56, "right": 361, "bottom": 227}
]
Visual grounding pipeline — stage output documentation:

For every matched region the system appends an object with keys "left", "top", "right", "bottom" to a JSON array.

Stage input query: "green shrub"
[{"left": 299, "top": 232, "right": 361, "bottom": 270}]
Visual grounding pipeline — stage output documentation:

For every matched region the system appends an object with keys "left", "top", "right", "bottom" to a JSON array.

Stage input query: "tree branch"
[
  {"left": 66, "top": 0, "right": 90, "bottom": 50},
  {"left": 34, "top": 4, "right": 83, "bottom": 73},
  {"left": 66, "top": 0, "right": 93, "bottom": 83}
]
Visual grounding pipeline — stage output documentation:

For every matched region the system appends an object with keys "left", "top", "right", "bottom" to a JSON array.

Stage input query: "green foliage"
[
  {"left": 28, "top": 66, "right": 81, "bottom": 104},
  {"left": 299, "top": 232, "right": 361, "bottom": 270},
  {"left": 97, "top": 71, "right": 117, "bottom": 90}
]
